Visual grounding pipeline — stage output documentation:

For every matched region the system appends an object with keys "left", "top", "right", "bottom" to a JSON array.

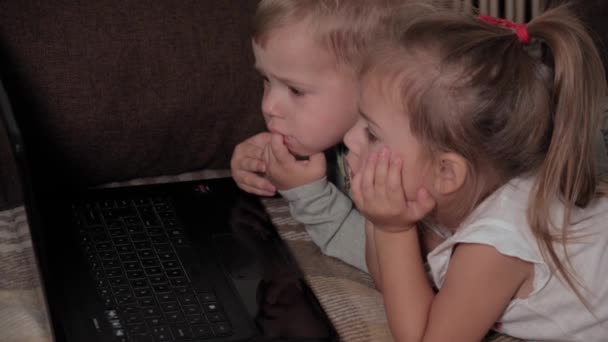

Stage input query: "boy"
[{"left": 231, "top": 0, "right": 417, "bottom": 272}]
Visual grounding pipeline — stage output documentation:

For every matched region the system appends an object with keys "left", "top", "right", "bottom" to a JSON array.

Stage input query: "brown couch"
[{"left": 0, "top": 0, "right": 265, "bottom": 210}]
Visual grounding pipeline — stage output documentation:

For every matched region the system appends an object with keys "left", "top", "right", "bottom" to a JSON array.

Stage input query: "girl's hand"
[{"left": 351, "top": 147, "right": 435, "bottom": 233}]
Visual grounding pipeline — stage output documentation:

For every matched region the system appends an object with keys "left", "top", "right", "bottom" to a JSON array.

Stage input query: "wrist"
[
  {"left": 279, "top": 177, "right": 328, "bottom": 199},
  {"left": 373, "top": 223, "right": 417, "bottom": 234}
]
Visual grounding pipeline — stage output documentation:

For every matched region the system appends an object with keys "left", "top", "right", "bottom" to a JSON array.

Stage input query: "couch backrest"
[{"left": 0, "top": 0, "right": 266, "bottom": 209}]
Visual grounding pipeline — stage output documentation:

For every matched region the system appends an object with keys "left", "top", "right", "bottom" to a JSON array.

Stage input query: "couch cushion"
[{"left": 0, "top": 0, "right": 265, "bottom": 209}]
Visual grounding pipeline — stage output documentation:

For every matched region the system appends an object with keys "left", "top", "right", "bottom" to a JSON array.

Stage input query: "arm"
[
  {"left": 352, "top": 148, "right": 530, "bottom": 341},
  {"left": 375, "top": 229, "right": 531, "bottom": 342},
  {"left": 280, "top": 178, "right": 368, "bottom": 273},
  {"left": 365, "top": 221, "right": 382, "bottom": 289}
]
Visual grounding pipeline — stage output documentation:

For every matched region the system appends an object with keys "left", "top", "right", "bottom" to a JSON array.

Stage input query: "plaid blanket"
[{"left": 0, "top": 170, "right": 520, "bottom": 342}]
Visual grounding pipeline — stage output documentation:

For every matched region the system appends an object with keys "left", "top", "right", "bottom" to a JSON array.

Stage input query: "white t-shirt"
[{"left": 427, "top": 176, "right": 608, "bottom": 341}]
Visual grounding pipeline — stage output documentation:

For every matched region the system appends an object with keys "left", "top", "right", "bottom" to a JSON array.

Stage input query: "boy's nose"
[{"left": 261, "top": 92, "right": 282, "bottom": 120}]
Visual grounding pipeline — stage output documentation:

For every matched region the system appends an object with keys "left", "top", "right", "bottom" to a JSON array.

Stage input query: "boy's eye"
[{"left": 365, "top": 127, "right": 378, "bottom": 143}]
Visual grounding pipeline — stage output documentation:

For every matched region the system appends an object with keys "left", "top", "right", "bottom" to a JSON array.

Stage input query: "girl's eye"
[
  {"left": 288, "top": 86, "right": 303, "bottom": 96},
  {"left": 261, "top": 75, "right": 270, "bottom": 83},
  {"left": 365, "top": 127, "right": 378, "bottom": 143}
]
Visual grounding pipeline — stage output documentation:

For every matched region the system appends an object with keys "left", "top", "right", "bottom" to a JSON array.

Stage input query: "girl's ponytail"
[{"left": 526, "top": 4, "right": 607, "bottom": 304}]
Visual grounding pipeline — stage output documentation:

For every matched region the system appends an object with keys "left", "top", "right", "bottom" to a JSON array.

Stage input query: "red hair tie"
[{"left": 479, "top": 14, "right": 531, "bottom": 45}]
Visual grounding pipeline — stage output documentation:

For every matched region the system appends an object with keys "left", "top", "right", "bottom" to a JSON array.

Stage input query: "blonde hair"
[
  {"left": 364, "top": 3, "right": 607, "bottom": 305},
  {"left": 252, "top": 0, "right": 442, "bottom": 70}
]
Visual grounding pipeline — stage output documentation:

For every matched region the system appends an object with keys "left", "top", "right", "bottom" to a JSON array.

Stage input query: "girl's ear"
[{"left": 433, "top": 152, "right": 468, "bottom": 195}]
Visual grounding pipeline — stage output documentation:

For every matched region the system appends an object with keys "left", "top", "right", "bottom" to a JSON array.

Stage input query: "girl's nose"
[{"left": 343, "top": 119, "right": 364, "bottom": 153}]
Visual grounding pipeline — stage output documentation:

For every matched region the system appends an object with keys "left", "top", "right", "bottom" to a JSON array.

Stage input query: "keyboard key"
[
  {"left": 178, "top": 294, "right": 197, "bottom": 306},
  {"left": 131, "top": 279, "right": 147, "bottom": 288},
  {"left": 124, "top": 313, "right": 143, "bottom": 325},
  {"left": 116, "top": 245, "right": 131, "bottom": 253},
  {"left": 141, "top": 306, "right": 161, "bottom": 318},
  {"left": 165, "top": 312, "right": 185, "bottom": 323},
  {"left": 212, "top": 323, "right": 233, "bottom": 337},
  {"left": 109, "top": 277, "right": 128, "bottom": 287},
  {"left": 129, "top": 334, "right": 153, "bottom": 342},
  {"left": 166, "top": 269, "right": 183, "bottom": 278},
  {"left": 197, "top": 292, "right": 216, "bottom": 303},
  {"left": 207, "top": 312, "right": 227, "bottom": 323},
  {"left": 124, "top": 262, "right": 141, "bottom": 271},
  {"left": 133, "top": 237, "right": 150, "bottom": 246},
  {"left": 127, "top": 224, "right": 144, "bottom": 234},
  {"left": 150, "top": 326, "right": 172, "bottom": 342},
  {"left": 134, "top": 288, "right": 152, "bottom": 298},
  {"left": 126, "top": 270, "right": 145, "bottom": 279},
  {"left": 160, "top": 302, "right": 179, "bottom": 313},
  {"left": 173, "top": 287, "right": 192, "bottom": 295},
  {"left": 116, "top": 293, "right": 135, "bottom": 305},
  {"left": 148, "top": 275, "right": 167, "bottom": 284},
  {"left": 146, "top": 227, "right": 164, "bottom": 236},
  {"left": 158, "top": 252, "right": 176, "bottom": 261},
  {"left": 144, "top": 267, "right": 162, "bottom": 275},
  {"left": 157, "top": 293, "right": 176, "bottom": 303},
  {"left": 113, "top": 237, "right": 130, "bottom": 245},
  {"left": 138, "top": 297, "right": 155, "bottom": 307},
  {"left": 113, "top": 286, "right": 131, "bottom": 296},
  {"left": 186, "top": 314, "right": 208, "bottom": 325},
  {"left": 95, "top": 242, "right": 113, "bottom": 251},
  {"left": 152, "top": 284, "right": 170, "bottom": 293},
  {"left": 137, "top": 249, "right": 154, "bottom": 259},
  {"left": 141, "top": 259, "right": 159, "bottom": 268},
  {"left": 182, "top": 305, "right": 202, "bottom": 316},
  {"left": 108, "top": 227, "right": 127, "bottom": 237},
  {"left": 169, "top": 276, "right": 186, "bottom": 287},
  {"left": 171, "top": 325, "right": 193, "bottom": 340},
  {"left": 202, "top": 303, "right": 220, "bottom": 313},
  {"left": 154, "top": 244, "right": 172, "bottom": 253},
  {"left": 119, "top": 253, "right": 138, "bottom": 262},
  {"left": 191, "top": 325, "right": 214, "bottom": 339}
]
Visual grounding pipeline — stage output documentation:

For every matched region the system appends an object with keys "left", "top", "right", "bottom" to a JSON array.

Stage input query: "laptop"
[{"left": 0, "top": 78, "right": 338, "bottom": 342}]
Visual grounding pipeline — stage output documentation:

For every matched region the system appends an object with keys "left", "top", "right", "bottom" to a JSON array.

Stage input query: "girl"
[{"left": 344, "top": 3, "right": 608, "bottom": 341}]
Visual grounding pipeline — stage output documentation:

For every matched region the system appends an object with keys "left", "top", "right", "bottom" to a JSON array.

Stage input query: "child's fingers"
[
  {"left": 270, "top": 133, "right": 295, "bottom": 164},
  {"left": 241, "top": 156, "right": 266, "bottom": 173},
  {"left": 374, "top": 147, "right": 390, "bottom": 196},
  {"left": 386, "top": 156, "right": 404, "bottom": 203},
  {"left": 239, "top": 182, "right": 276, "bottom": 197},
  {"left": 263, "top": 143, "right": 273, "bottom": 165},
  {"left": 241, "top": 142, "right": 265, "bottom": 160},
  {"left": 406, "top": 187, "right": 436, "bottom": 220},
  {"left": 248, "top": 131, "right": 273, "bottom": 148},
  {"left": 361, "top": 152, "right": 377, "bottom": 200}
]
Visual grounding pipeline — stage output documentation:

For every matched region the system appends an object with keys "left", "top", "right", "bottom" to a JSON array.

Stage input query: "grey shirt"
[{"left": 279, "top": 177, "right": 368, "bottom": 272}]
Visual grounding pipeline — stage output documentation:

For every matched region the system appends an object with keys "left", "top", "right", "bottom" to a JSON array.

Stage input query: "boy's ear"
[{"left": 433, "top": 152, "right": 468, "bottom": 195}]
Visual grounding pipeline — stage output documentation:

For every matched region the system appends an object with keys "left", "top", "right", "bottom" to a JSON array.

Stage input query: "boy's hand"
[
  {"left": 351, "top": 147, "right": 435, "bottom": 233},
  {"left": 264, "top": 133, "right": 326, "bottom": 190},
  {"left": 230, "top": 132, "right": 277, "bottom": 196}
]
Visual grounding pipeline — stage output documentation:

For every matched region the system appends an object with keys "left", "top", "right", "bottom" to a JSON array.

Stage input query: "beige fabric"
[{"left": 0, "top": 170, "right": 520, "bottom": 341}]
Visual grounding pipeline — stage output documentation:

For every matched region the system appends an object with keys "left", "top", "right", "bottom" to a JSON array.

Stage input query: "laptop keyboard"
[{"left": 73, "top": 197, "right": 233, "bottom": 341}]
